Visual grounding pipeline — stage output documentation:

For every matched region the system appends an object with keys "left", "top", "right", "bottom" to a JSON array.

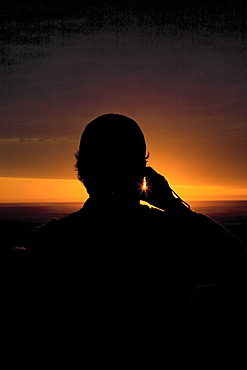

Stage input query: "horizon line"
[
  {"left": 0, "top": 176, "right": 247, "bottom": 202},
  {"left": 1, "top": 199, "right": 247, "bottom": 204}
]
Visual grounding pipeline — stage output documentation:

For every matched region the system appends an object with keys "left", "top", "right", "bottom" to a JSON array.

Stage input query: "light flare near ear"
[
  {"left": 142, "top": 177, "right": 148, "bottom": 191},
  {"left": 138, "top": 176, "right": 152, "bottom": 198}
]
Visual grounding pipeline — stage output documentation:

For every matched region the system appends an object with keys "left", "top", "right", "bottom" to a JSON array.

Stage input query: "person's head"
[{"left": 75, "top": 113, "right": 148, "bottom": 198}]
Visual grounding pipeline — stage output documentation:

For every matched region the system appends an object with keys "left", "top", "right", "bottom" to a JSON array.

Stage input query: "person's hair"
[{"left": 75, "top": 113, "right": 148, "bottom": 195}]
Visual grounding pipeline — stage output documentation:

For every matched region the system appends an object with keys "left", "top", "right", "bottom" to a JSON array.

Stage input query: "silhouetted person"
[{"left": 25, "top": 114, "right": 247, "bottom": 362}]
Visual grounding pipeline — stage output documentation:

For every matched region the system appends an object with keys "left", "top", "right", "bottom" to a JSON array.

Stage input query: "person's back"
[
  {"left": 27, "top": 201, "right": 186, "bottom": 323},
  {"left": 26, "top": 199, "right": 247, "bottom": 353}
]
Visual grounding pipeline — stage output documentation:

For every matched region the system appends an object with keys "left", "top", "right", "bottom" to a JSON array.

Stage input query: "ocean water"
[{"left": 0, "top": 201, "right": 246, "bottom": 249}]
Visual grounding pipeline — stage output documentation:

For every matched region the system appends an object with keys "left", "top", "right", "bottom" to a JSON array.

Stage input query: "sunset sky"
[{"left": 1, "top": 1, "right": 246, "bottom": 202}]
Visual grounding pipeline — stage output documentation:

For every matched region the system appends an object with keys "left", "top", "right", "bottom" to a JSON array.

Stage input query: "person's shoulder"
[
  {"left": 56, "top": 209, "right": 84, "bottom": 227},
  {"left": 191, "top": 211, "right": 231, "bottom": 234},
  {"left": 143, "top": 203, "right": 244, "bottom": 249},
  {"left": 26, "top": 209, "right": 84, "bottom": 251},
  {"left": 189, "top": 210, "right": 246, "bottom": 250},
  {"left": 31, "top": 217, "right": 58, "bottom": 238},
  {"left": 26, "top": 217, "right": 58, "bottom": 251}
]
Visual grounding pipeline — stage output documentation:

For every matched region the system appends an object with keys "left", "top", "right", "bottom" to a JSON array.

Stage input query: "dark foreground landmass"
[{"left": 1, "top": 201, "right": 247, "bottom": 363}]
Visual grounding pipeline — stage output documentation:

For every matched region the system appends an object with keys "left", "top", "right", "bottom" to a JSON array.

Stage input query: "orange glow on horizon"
[
  {"left": 0, "top": 177, "right": 87, "bottom": 203},
  {"left": 0, "top": 177, "right": 247, "bottom": 203}
]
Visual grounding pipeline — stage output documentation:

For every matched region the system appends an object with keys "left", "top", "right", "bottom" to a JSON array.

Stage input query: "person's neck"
[{"left": 88, "top": 192, "right": 140, "bottom": 209}]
